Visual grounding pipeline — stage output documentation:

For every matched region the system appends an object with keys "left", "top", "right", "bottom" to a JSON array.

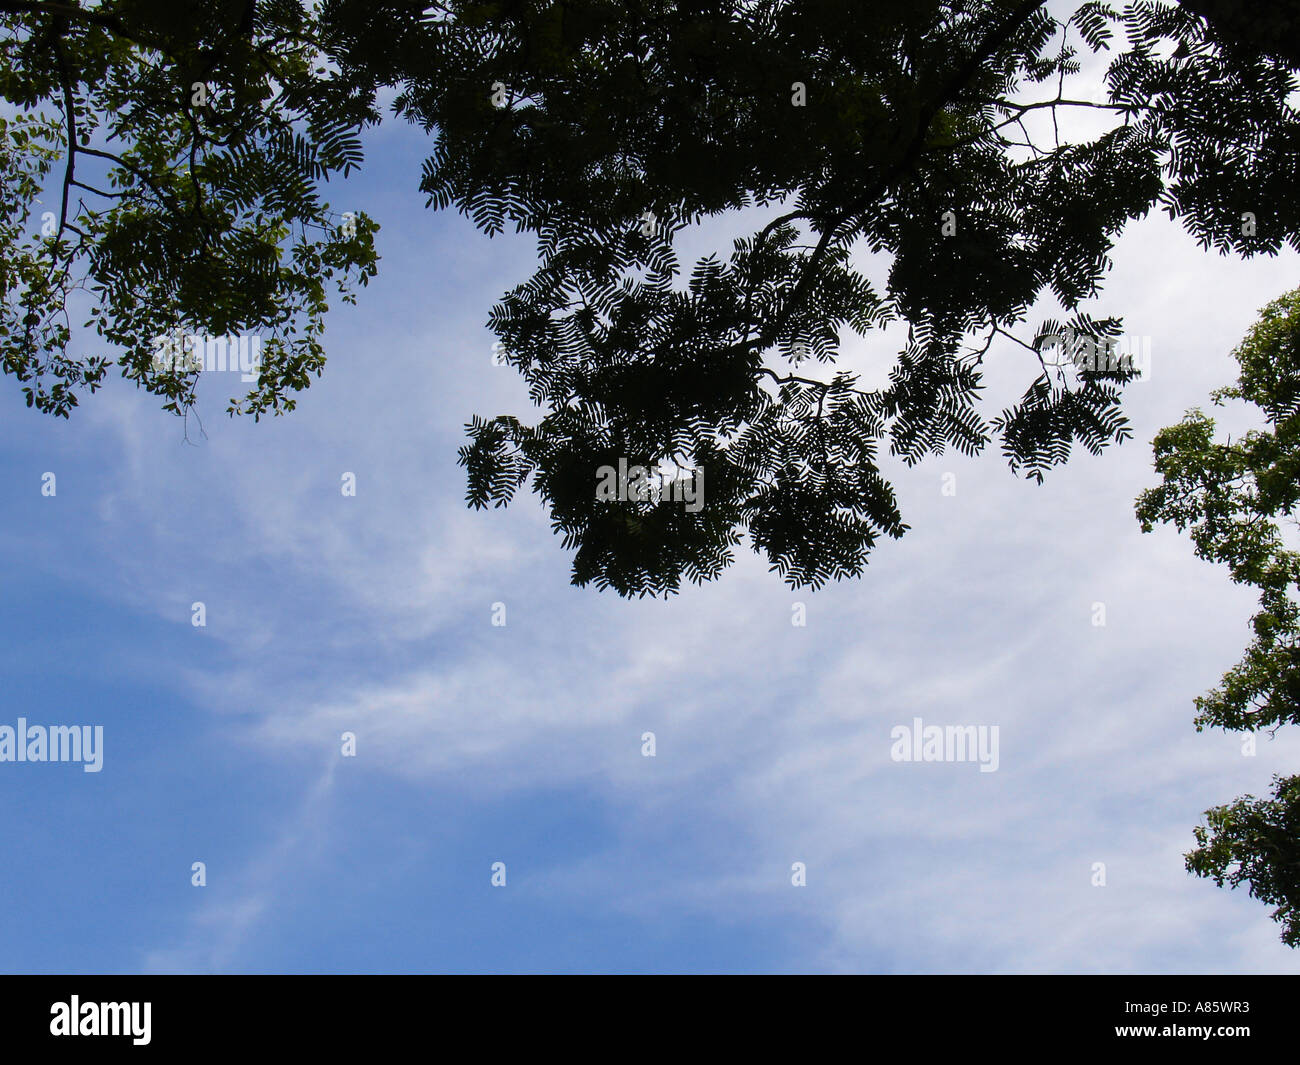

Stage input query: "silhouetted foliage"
[
  {"left": 353, "top": 0, "right": 1300, "bottom": 594},
  {"left": 7, "top": 1, "right": 1300, "bottom": 594}
]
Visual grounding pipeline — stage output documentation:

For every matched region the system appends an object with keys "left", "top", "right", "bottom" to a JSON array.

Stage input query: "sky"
[{"left": 2, "top": 10, "right": 1300, "bottom": 974}]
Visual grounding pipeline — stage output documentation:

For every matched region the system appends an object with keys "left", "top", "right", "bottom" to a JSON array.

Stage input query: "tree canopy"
[
  {"left": 5, "top": 1, "right": 1300, "bottom": 594},
  {"left": 1138, "top": 287, "right": 1300, "bottom": 947},
  {"left": 0, "top": 0, "right": 380, "bottom": 420}
]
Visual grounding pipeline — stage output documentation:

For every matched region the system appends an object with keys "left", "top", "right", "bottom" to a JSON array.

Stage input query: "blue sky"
[{"left": 3, "top": 41, "right": 1300, "bottom": 974}]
